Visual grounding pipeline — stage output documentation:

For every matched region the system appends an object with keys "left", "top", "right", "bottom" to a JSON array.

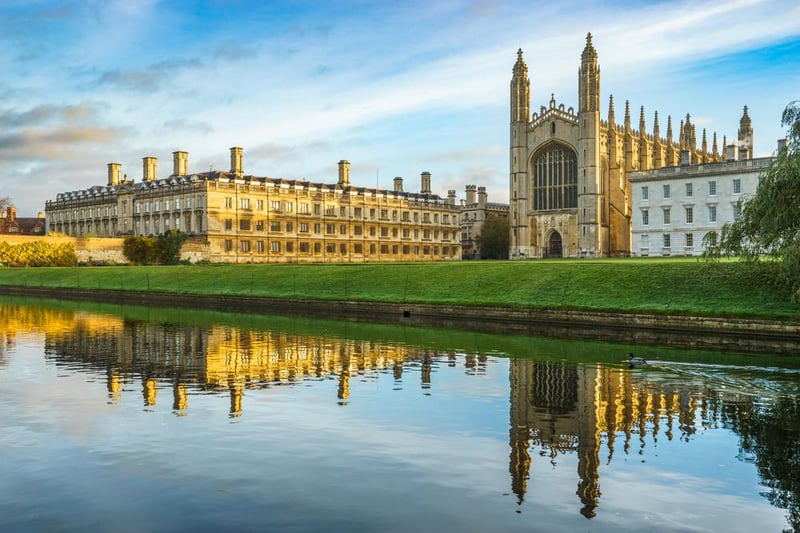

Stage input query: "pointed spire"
[
  {"left": 702, "top": 128, "right": 708, "bottom": 153},
  {"left": 712, "top": 131, "right": 719, "bottom": 157},
  {"left": 723, "top": 134, "right": 727, "bottom": 150},
  {"left": 581, "top": 32, "right": 597, "bottom": 62},
  {"left": 608, "top": 94, "right": 615, "bottom": 124},
  {"left": 624, "top": 100, "right": 631, "bottom": 131},
  {"left": 666, "top": 115, "right": 673, "bottom": 143},
  {"left": 653, "top": 111, "right": 660, "bottom": 139},
  {"left": 679, "top": 119, "right": 685, "bottom": 149},
  {"left": 639, "top": 106, "right": 646, "bottom": 136}
]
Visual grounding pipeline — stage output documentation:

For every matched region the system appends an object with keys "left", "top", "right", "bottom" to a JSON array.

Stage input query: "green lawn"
[{"left": 0, "top": 257, "right": 796, "bottom": 319}]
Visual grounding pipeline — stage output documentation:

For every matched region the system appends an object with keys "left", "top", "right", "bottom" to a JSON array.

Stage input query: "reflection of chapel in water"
[{"left": 509, "top": 360, "right": 706, "bottom": 518}]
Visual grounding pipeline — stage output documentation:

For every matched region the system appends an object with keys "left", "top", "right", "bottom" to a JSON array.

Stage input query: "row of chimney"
[{"left": 107, "top": 147, "right": 245, "bottom": 186}]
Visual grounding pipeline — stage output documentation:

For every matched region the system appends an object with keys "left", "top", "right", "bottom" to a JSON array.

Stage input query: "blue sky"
[{"left": 1, "top": 0, "right": 798, "bottom": 216}]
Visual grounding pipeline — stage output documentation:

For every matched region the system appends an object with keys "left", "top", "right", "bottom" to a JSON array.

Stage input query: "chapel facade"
[{"left": 509, "top": 33, "right": 753, "bottom": 258}]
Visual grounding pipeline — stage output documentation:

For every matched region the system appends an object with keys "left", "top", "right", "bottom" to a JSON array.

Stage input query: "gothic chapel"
[{"left": 509, "top": 33, "right": 753, "bottom": 258}]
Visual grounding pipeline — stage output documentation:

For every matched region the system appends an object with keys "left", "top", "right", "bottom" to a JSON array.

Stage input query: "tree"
[
  {"left": 158, "top": 230, "right": 187, "bottom": 265},
  {"left": 476, "top": 216, "right": 510, "bottom": 259},
  {"left": 710, "top": 101, "right": 800, "bottom": 301},
  {"left": 0, "top": 197, "right": 12, "bottom": 213},
  {"left": 123, "top": 231, "right": 187, "bottom": 265}
]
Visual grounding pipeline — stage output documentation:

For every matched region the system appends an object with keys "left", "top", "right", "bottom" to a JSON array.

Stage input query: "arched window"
[{"left": 531, "top": 143, "right": 578, "bottom": 211}]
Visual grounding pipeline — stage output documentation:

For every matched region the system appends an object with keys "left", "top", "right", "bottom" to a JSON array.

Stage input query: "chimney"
[
  {"left": 107, "top": 163, "right": 121, "bottom": 186},
  {"left": 679, "top": 150, "right": 692, "bottom": 166},
  {"left": 173, "top": 150, "right": 189, "bottom": 176},
  {"left": 726, "top": 144, "right": 738, "bottom": 162},
  {"left": 447, "top": 189, "right": 456, "bottom": 206},
  {"left": 420, "top": 171, "right": 431, "bottom": 195},
  {"left": 230, "top": 146, "right": 243, "bottom": 176},
  {"left": 478, "top": 186, "right": 487, "bottom": 208},
  {"left": 142, "top": 156, "right": 158, "bottom": 182},
  {"left": 465, "top": 184, "right": 477, "bottom": 204},
  {"left": 338, "top": 160, "right": 350, "bottom": 187},
  {"left": 7, "top": 207, "right": 15, "bottom": 221}
]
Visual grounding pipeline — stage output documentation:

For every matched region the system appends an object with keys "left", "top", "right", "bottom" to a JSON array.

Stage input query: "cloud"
[{"left": 93, "top": 58, "right": 204, "bottom": 92}]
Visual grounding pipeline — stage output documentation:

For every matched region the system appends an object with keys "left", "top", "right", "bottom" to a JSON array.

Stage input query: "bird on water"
[{"left": 628, "top": 353, "right": 647, "bottom": 366}]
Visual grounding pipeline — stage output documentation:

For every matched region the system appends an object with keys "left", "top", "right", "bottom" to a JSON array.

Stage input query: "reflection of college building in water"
[
  {"left": 43, "top": 317, "right": 471, "bottom": 415},
  {"left": 509, "top": 33, "right": 750, "bottom": 258},
  {"left": 45, "top": 152, "right": 461, "bottom": 263},
  {"left": 509, "top": 360, "right": 707, "bottom": 518}
]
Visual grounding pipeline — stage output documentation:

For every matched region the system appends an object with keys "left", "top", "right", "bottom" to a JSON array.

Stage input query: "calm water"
[{"left": 1, "top": 298, "right": 799, "bottom": 532}]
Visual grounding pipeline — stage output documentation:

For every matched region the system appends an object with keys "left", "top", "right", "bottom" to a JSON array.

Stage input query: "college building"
[
  {"left": 509, "top": 33, "right": 751, "bottom": 258},
  {"left": 44, "top": 148, "right": 462, "bottom": 263},
  {"left": 460, "top": 185, "right": 509, "bottom": 259}
]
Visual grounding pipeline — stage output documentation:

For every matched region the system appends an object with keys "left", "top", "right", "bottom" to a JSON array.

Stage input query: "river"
[{"left": 1, "top": 296, "right": 798, "bottom": 532}]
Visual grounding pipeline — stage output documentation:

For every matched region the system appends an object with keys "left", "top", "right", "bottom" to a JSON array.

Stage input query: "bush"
[
  {"left": 123, "top": 231, "right": 187, "bottom": 265},
  {"left": 0, "top": 240, "right": 77, "bottom": 267}
]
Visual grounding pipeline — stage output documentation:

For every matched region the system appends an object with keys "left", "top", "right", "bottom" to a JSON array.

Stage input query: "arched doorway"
[{"left": 547, "top": 231, "right": 563, "bottom": 258}]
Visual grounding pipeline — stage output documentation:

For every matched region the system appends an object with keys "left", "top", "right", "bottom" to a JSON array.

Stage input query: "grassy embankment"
[{"left": 0, "top": 257, "right": 796, "bottom": 319}]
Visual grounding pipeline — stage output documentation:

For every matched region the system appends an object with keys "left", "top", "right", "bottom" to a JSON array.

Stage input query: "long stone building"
[
  {"left": 45, "top": 148, "right": 462, "bottom": 263},
  {"left": 509, "top": 33, "right": 752, "bottom": 258}
]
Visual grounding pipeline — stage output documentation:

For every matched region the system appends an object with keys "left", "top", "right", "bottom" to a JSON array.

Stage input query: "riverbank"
[{"left": 1, "top": 259, "right": 798, "bottom": 353}]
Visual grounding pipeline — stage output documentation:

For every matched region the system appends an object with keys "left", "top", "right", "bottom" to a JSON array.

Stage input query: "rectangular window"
[
  {"left": 284, "top": 202, "right": 293, "bottom": 213},
  {"left": 354, "top": 207, "right": 362, "bottom": 218},
  {"left": 709, "top": 180, "right": 717, "bottom": 196},
  {"left": 641, "top": 234, "right": 649, "bottom": 249},
  {"left": 685, "top": 207, "right": 693, "bottom": 224},
  {"left": 256, "top": 220, "right": 264, "bottom": 231},
  {"left": 224, "top": 219, "right": 233, "bottom": 230},
  {"left": 286, "top": 242, "right": 294, "bottom": 252},
  {"left": 256, "top": 241, "right": 264, "bottom": 253},
  {"left": 299, "top": 242, "right": 309, "bottom": 253},
  {"left": 270, "top": 221, "right": 281, "bottom": 232},
  {"left": 642, "top": 209, "right": 649, "bottom": 226},
  {"left": 327, "top": 243, "right": 336, "bottom": 253},
  {"left": 733, "top": 178, "right": 741, "bottom": 194},
  {"left": 339, "top": 207, "right": 347, "bottom": 217},
  {"left": 271, "top": 200, "right": 281, "bottom": 211},
  {"left": 239, "top": 219, "right": 250, "bottom": 231},
  {"left": 663, "top": 184, "right": 671, "bottom": 199},
  {"left": 313, "top": 204, "right": 321, "bottom": 215},
  {"left": 339, "top": 224, "right": 347, "bottom": 235},
  {"left": 663, "top": 234, "right": 671, "bottom": 248},
  {"left": 708, "top": 205, "right": 717, "bottom": 222},
  {"left": 354, "top": 244, "right": 363, "bottom": 254},
  {"left": 663, "top": 208, "right": 671, "bottom": 225},
  {"left": 326, "top": 224, "right": 335, "bottom": 234},
  {"left": 241, "top": 198, "right": 250, "bottom": 209},
  {"left": 299, "top": 223, "right": 309, "bottom": 233},
  {"left": 240, "top": 240, "right": 251, "bottom": 252},
  {"left": 380, "top": 209, "right": 388, "bottom": 219},
  {"left": 285, "top": 222, "right": 293, "bottom": 232},
  {"left": 313, "top": 223, "right": 321, "bottom": 234},
  {"left": 224, "top": 239, "right": 233, "bottom": 251},
  {"left": 685, "top": 233, "right": 694, "bottom": 248},
  {"left": 185, "top": 198, "right": 191, "bottom": 209},
  {"left": 257, "top": 200, "right": 264, "bottom": 210},
  {"left": 354, "top": 225, "right": 363, "bottom": 235},
  {"left": 339, "top": 244, "right": 347, "bottom": 254},
  {"left": 325, "top": 206, "right": 336, "bottom": 216},
  {"left": 225, "top": 197, "right": 233, "bottom": 208},
  {"left": 270, "top": 241, "right": 280, "bottom": 253},
  {"left": 380, "top": 227, "right": 389, "bottom": 237},
  {"left": 403, "top": 211, "right": 411, "bottom": 221},
  {"left": 733, "top": 203, "right": 742, "bottom": 220},
  {"left": 685, "top": 183, "right": 692, "bottom": 197},
  {"left": 299, "top": 203, "right": 309, "bottom": 214}
]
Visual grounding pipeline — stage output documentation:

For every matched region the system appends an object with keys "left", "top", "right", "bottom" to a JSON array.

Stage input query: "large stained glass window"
[{"left": 532, "top": 143, "right": 577, "bottom": 211}]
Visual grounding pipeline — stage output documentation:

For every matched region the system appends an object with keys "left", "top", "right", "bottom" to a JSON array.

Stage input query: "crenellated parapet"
[{"left": 530, "top": 94, "right": 578, "bottom": 128}]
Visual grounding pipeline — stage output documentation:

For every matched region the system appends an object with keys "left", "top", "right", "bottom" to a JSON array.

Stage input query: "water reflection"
[{"left": 1, "top": 299, "right": 799, "bottom": 531}]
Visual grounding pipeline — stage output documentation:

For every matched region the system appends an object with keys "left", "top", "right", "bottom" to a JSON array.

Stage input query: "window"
[
  {"left": 663, "top": 208, "right": 671, "bottom": 225},
  {"left": 224, "top": 219, "right": 233, "bottom": 230},
  {"left": 663, "top": 234, "right": 671, "bottom": 248},
  {"left": 284, "top": 202, "right": 293, "bottom": 213},
  {"left": 685, "top": 207, "right": 693, "bottom": 224},
  {"left": 403, "top": 211, "right": 411, "bottom": 221},
  {"left": 380, "top": 227, "right": 389, "bottom": 237},
  {"left": 641, "top": 209, "right": 649, "bottom": 226},
  {"left": 314, "top": 243, "right": 321, "bottom": 253},
  {"left": 299, "top": 223, "right": 309, "bottom": 233},
  {"left": 642, "top": 186, "right": 649, "bottom": 200},
  {"left": 685, "top": 233, "right": 694, "bottom": 248},
  {"left": 733, "top": 203, "right": 742, "bottom": 220},
  {"left": 270, "top": 241, "right": 281, "bottom": 253},
  {"left": 185, "top": 198, "right": 192, "bottom": 209},
  {"left": 256, "top": 200, "right": 264, "bottom": 210},
  {"left": 224, "top": 239, "right": 233, "bottom": 251},
  {"left": 225, "top": 197, "right": 233, "bottom": 208},
  {"left": 685, "top": 183, "right": 692, "bottom": 197},
  {"left": 241, "top": 198, "right": 250, "bottom": 209},
  {"left": 354, "top": 225, "right": 363, "bottom": 235},
  {"left": 532, "top": 143, "right": 578, "bottom": 210},
  {"left": 709, "top": 180, "right": 717, "bottom": 196},
  {"left": 354, "top": 244, "right": 363, "bottom": 254},
  {"left": 270, "top": 221, "right": 281, "bottom": 232},
  {"left": 340, "top": 207, "right": 347, "bottom": 217},
  {"left": 313, "top": 223, "right": 321, "bottom": 234},
  {"left": 708, "top": 205, "right": 717, "bottom": 222},
  {"left": 240, "top": 240, "right": 251, "bottom": 252},
  {"left": 354, "top": 207, "right": 362, "bottom": 218},
  {"left": 339, "top": 224, "right": 347, "bottom": 235},
  {"left": 313, "top": 204, "right": 321, "bottom": 215},
  {"left": 285, "top": 222, "right": 293, "bottom": 232},
  {"left": 380, "top": 209, "right": 388, "bottom": 219},
  {"left": 641, "top": 234, "right": 649, "bottom": 249},
  {"left": 326, "top": 224, "right": 335, "bottom": 234},
  {"left": 256, "top": 220, "right": 264, "bottom": 231},
  {"left": 256, "top": 241, "right": 264, "bottom": 253},
  {"left": 271, "top": 201, "right": 281, "bottom": 211},
  {"left": 326, "top": 243, "right": 336, "bottom": 253},
  {"left": 286, "top": 242, "right": 294, "bottom": 252},
  {"left": 339, "top": 244, "right": 347, "bottom": 254},
  {"left": 299, "top": 242, "right": 309, "bottom": 253},
  {"left": 299, "top": 203, "right": 309, "bottom": 214},
  {"left": 733, "top": 178, "right": 741, "bottom": 194},
  {"left": 706, "top": 231, "right": 717, "bottom": 247},
  {"left": 325, "top": 206, "right": 336, "bottom": 216},
  {"left": 239, "top": 219, "right": 250, "bottom": 231},
  {"left": 663, "top": 184, "right": 671, "bottom": 199}
]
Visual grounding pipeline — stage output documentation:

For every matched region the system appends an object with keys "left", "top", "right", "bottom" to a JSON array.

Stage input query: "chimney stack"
[
  {"left": 726, "top": 144, "right": 738, "bottom": 162},
  {"left": 465, "top": 184, "right": 477, "bottom": 204},
  {"left": 107, "top": 163, "right": 121, "bottom": 186},
  {"left": 173, "top": 150, "right": 189, "bottom": 176},
  {"left": 478, "top": 186, "right": 487, "bottom": 208},
  {"left": 393, "top": 176, "right": 404, "bottom": 192},
  {"left": 230, "top": 146, "right": 243, "bottom": 176},
  {"left": 447, "top": 189, "right": 456, "bottom": 206},
  {"left": 337, "top": 160, "right": 350, "bottom": 187},
  {"left": 142, "top": 156, "right": 158, "bottom": 182},
  {"left": 420, "top": 171, "right": 431, "bottom": 195}
]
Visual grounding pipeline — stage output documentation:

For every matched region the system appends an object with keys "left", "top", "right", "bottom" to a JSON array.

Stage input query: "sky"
[{"left": 1, "top": 0, "right": 799, "bottom": 216}]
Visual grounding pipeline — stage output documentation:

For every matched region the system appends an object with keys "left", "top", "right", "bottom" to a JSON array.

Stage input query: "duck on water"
[{"left": 628, "top": 353, "right": 647, "bottom": 367}]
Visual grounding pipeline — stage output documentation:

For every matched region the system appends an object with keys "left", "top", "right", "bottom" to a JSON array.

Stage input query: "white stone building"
[{"left": 630, "top": 154, "right": 772, "bottom": 257}]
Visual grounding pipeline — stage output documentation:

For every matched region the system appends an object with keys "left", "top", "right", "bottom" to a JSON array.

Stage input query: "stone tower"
[{"left": 510, "top": 48, "right": 532, "bottom": 256}]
